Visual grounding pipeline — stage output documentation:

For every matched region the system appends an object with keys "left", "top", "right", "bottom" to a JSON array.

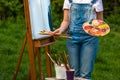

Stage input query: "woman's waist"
[{"left": 68, "top": 25, "right": 85, "bottom": 33}]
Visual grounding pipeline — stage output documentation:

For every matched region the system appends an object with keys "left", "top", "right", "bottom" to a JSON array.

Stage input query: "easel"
[{"left": 13, "top": 0, "right": 55, "bottom": 80}]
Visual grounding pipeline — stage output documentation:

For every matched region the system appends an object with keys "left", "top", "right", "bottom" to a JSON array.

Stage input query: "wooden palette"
[{"left": 83, "top": 20, "right": 110, "bottom": 36}]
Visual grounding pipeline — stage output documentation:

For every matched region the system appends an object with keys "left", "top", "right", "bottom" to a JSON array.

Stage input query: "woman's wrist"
[
  {"left": 59, "top": 26, "right": 69, "bottom": 33},
  {"left": 59, "top": 21, "right": 69, "bottom": 33}
]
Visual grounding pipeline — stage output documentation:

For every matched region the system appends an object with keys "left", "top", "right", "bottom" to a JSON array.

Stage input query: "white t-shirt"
[{"left": 63, "top": 0, "right": 104, "bottom": 12}]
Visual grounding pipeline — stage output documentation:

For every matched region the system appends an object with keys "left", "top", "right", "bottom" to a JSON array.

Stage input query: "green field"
[{"left": 0, "top": 17, "right": 120, "bottom": 80}]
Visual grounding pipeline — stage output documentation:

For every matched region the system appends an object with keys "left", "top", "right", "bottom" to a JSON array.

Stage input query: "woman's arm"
[
  {"left": 60, "top": 9, "right": 70, "bottom": 31},
  {"left": 96, "top": 11, "right": 103, "bottom": 20},
  {"left": 53, "top": 9, "right": 70, "bottom": 35}
]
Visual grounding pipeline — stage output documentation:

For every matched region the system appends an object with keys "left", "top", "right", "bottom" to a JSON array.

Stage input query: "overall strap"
[
  {"left": 88, "top": 0, "right": 97, "bottom": 23},
  {"left": 91, "top": 0, "right": 97, "bottom": 4},
  {"left": 68, "top": 0, "right": 72, "bottom": 3},
  {"left": 69, "top": 0, "right": 97, "bottom": 4}
]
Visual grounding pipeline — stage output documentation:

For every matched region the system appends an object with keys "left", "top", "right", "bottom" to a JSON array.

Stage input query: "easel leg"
[
  {"left": 27, "top": 47, "right": 43, "bottom": 80},
  {"left": 27, "top": 38, "right": 37, "bottom": 80},
  {"left": 13, "top": 35, "right": 27, "bottom": 80},
  {"left": 27, "top": 47, "right": 37, "bottom": 80},
  {"left": 36, "top": 47, "right": 43, "bottom": 80},
  {"left": 45, "top": 46, "right": 52, "bottom": 77}
]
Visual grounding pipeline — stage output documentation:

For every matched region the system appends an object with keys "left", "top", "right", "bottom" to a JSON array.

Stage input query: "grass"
[
  {"left": 93, "top": 25, "right": 120, "bottom": 79},
  {"left": 0, "top": 17, "right": 120, "bottom": 80}
]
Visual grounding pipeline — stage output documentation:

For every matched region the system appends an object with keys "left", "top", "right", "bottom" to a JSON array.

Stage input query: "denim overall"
[{"left": 66, "top": 0, "right": 98, "bottom": 79}]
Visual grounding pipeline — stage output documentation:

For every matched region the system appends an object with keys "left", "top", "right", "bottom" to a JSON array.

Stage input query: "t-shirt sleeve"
[
  {"left": 93, "top": 0, "right": 104, "bottom": 12},
  {"left": 63, "top": 0, "right": 104, "bottom": 11},
  {"left": 63, "top": 0, "right": 71, "bottom": 10}
]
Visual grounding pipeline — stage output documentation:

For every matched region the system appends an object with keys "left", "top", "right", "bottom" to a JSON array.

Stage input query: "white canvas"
[{"left": 28, "top": 0, "right": 52, "bottom": 39}]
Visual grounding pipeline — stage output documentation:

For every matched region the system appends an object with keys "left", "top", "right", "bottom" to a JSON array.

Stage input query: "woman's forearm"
[
  {"left": 59, "top": 21, "right": 69, "bottom": 32},
  {"left": 96, "top": 11, "right": 103, "bottom": 20},
  {"left": 59, "top": 9, "right": 70, "bottom": 32}
]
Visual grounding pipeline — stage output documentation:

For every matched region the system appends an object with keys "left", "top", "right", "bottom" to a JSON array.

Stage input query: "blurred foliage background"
[
  {"left": 0, "top": 0, "right": 120, "bottom": 26},
  {"left": 0, "top": 0, "right": 120, "bottom": 80}
]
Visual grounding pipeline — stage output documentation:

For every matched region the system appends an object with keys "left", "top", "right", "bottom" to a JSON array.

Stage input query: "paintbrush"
[{"left": 38, "top": 30, "right": 72, "bottom": 39}]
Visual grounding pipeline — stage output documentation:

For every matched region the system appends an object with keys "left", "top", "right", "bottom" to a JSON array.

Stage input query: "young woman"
[{"left": 53, "top": 0, "right": 103, "bottom": 79}]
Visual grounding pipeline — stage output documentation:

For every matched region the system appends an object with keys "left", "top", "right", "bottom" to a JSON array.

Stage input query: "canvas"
[{"left": 28, "top": 0, "right": 53, "bottom": 39}]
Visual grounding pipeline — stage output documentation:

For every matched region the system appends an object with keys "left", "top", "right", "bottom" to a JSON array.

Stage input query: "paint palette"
[{"left": 83, "top": 20, "right": 110, "bottom": 36}]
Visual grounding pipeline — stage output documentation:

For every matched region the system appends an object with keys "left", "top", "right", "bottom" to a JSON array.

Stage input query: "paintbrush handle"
[
  {"left": 38, "top": 31, "right": 72, "bottom": 39},
  {"left": 47, "top": 53, "right": 57, "bottom": 65},
  {"left": 55, "top": 34, "right": 72, "bottom": 39}
]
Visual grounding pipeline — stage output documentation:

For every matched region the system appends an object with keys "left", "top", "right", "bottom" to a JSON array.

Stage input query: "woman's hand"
[
  {"left": 53, "top": 28, "right": 62, "bottom": 35},
  {"left": 53, "top": 9, "right": 70, "bottom": 35}
]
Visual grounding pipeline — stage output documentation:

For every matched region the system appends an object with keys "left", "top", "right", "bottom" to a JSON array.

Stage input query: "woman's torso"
[{"left": 68, "top": 0, "right": 95, "bottom": 34}]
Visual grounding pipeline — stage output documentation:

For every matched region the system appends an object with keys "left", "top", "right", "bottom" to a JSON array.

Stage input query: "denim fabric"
[
  {"left": 68, "top": 0, "right": 96, "bottom": 4},
  {"left": 67, "top": 0, "right": 98, "bottom": 80},
  {"left": 69, "top": 4, "right": 93, "bottom": 31},
  {"left": 66, "top": 32, "right": 98, "bottom": 79},
  {"left": 91, "top": 0, "right": 97, "bottom": 4},
  {"left": 69, "top": 0, "right": 72, "bottom": 3}
]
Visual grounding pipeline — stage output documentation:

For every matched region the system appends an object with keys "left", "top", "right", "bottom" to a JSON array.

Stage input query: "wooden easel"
[{"left": 13, "top": 0, "right": 55, "bottom": 80}]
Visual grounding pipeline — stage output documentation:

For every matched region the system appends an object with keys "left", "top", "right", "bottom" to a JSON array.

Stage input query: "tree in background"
[
  {"left": 103, "top": 0, "right": 120, "bottom": 17},
  {"left": 51, "top": 0, "right": 64, "bottom": 28},
  {"left": 103, "top": 0, "right": 120, "bottom": 25},
  {"left": 0, "top": 0, "right": 120, "bottom": 25},
  {"left": 0, "top": 0, "right": 23, "bottom": 21}
]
